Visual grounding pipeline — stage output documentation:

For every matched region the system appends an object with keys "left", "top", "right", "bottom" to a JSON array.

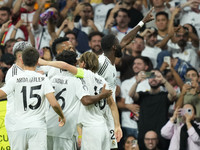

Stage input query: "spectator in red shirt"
[{"left": 11, "top": 0, "right": 37, "bottom": 41}]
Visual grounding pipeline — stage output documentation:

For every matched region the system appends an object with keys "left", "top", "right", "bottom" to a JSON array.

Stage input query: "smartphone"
[
  {"left": 164, "top": 56, "right": 171, "bottom": 69},
  {"left": 175, "top": 2, "right": 181, "bottom": 8},
  {"left": 173, "top": 19, "right": 180, "bottom": 27},
  {"left": 179, "top": 108, "right": 192, "bottom": 116},
  {"left": 145, "top": 72, "right": 155, "bottom": 79},
  {"left": 185, "top": 78, "right": 191, "bottom": 85},
  {"left": 131, "top": 140, "right": 138, "bottom": 147},
  {"left": 21, "top": 13, "right": 27, "bottom": 25}
]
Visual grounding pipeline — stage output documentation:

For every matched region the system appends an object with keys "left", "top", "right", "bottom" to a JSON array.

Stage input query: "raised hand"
[
  {"left": 142, "top": 7, "right": 154, "bottom": 23},
  {"left": 111, "top": 1, "right": 123, "bottom": 14},
  {"left": 136, "top": 71, "right": 147, "bottom": 83},
  {"left": 1, "top": 20, "right": 12, "bottom": 33}
]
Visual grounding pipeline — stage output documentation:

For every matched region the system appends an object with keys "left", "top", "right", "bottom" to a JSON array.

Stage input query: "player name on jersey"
[
  {"left": 52, "top": 78, "right": 68, "bottom": 85},
  {"left": 17, "top": 77, "right": 45, "bottom": 83}
]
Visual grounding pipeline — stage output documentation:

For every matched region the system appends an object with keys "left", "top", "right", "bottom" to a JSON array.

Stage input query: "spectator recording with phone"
[
  {"left": 144, "top": 131, "right": 159, "bottom": 150},
  {"left": 129, "top": 69, "right": 177, "bottom": 150},
  {"left": 117, "top": 56, "right": 152, "bottom": 143},
  {"left": 161, "top": 103, "right": 200, "bottom": 150},
  {"left": 123, "top": 135, "right": 139, "bottom": 150},
  {"left": 156, "top": 50, "right": 192, "bottom": 81},
  {"left": 176, "top": 68, "right": 200, "bottom": 122}
]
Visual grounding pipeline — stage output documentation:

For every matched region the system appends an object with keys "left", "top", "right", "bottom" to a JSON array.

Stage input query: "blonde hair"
[{"left": 79, "top": 52, "right": 99, "bottom": 73}]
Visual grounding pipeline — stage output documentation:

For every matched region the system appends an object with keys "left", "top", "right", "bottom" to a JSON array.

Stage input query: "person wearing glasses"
[{"left": 144, "top": 131, "right": 159, "bottom": 150}]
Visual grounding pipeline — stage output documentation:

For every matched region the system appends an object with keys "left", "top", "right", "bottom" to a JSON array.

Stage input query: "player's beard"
[{"left": 115, "top": 44, "right": 122, "bottom": 58}]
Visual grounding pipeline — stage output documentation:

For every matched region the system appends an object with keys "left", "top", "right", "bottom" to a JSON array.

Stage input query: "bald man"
[{"left": 144, "top": 131, "right": 159, "bottom": 150}]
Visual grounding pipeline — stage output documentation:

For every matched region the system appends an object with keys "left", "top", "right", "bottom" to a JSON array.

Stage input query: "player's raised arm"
[
  {"left": 120, "top": 7, "right": 154, "bottom": 49},
  {"left": 45, "top": 92, "right": 66, "bottom": 127},
  {"left": 107, "top": 96, "right": 123, "bottom": 142},
  {"left": 38, "top": 58, "right": 80, "bottom": 77},
  {"left": 81, "top": 84, "right": 112, "bottom": 106}
]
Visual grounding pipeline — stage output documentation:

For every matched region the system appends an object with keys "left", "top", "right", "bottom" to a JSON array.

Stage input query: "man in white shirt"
[
  {"left": 4, "top": 41, "right": 32, "bottom": 148},
  {"left": 32, "top": 4, "right": 64, "bottom": 50},
  {"left": 155, "top": 11, "right": 169, "bottom": 42},
  {"left": 92, "top": 0, "right": 115, "bottom": 28},
  {"left": 119, "top": 56, "right": 151, "bottom": 140},
  {"left": 74, "top": 3, "right": 103, "bottom": 35},
  {"left": 179, "top": 0, "right": 200, "bottom": 38},
  {"left": 0, "top": 7, "right": 25, "bottom": 44},
  {"left": 111, "top": 8, "right": 132, "bottom": 42},
  {"left": 0, "top": 47, "right": 66, "bottom": 150},
  {"left": 88, "top": 31, "right": 104, "bottom": 55},
  {"left": 141, "top": 27, "right": 162, "bottom": 68},
  {"left": 144, "top": 0, "right": 171, "bottom": 29}
]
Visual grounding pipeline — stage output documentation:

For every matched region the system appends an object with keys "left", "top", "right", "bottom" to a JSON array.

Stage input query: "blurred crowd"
[{"left": 0, "top": 0, "right": 200, "bottom": 150}]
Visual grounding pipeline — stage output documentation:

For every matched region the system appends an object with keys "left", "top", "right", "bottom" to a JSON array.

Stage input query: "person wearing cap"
[
  {"left": 156, "top": 50, "right": 192, "bottom": 81},
  {"left": 4, "top": 41, "right": 32, "bottom": 146},
  {"left": 0, "top": 53, "right": 15, "bottom": 69},
  {"left": 140, "top": 27, "right": 162, "bottom": 68}
]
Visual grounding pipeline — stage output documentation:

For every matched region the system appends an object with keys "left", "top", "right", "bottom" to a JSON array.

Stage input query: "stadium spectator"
[
  {"left": 144, "top": 131, "right": 160, "bottom": 150},
  {"left": 155, "top": 11, "right": 169, "bottom": 42},
  {"left": 111, "top": 8, "right": 132, "bottom": 42},
  {"left": 118, "top": 56, "right": 152, "bottom": 140},
  {"left": 156, "top": 50, "right": 192, "bottom": 81},
  {"left": 116, "top": 35, "right": 145, "bottom": 82},
  {"left": 144, "top": 0, "right": 171, "bottom": 28},
  {"left": 88, "top": 31, "right": 104, "bottom": 55},
  {"left": 106, "top": 0, "right": 144, "bottom": 30},
  {"left": 161, "top": 104, "right": 200, "bottom": 150},
  {"left": 140, "top": 27, "right": 161, "bottom": 68},
  {"left": 0, "top": 7, "right": 25, "bottom": 44},
  {"left": 176, "top": 68, "right": 200, "bottom": 122},
  {"left": 129, "top": 69, "right": 177, "bottom": 150}
]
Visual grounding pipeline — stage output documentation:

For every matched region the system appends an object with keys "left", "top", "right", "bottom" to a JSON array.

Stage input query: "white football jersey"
[
  {"left": 1, "top": 70, "right": 54, "bottom": 131},
  {"left": 98, "top": 54, "right": 117, "bottom": 101},
  {"left": 46, "top": 71, "right": 89, "bottom": 139},
  {"left": 5, "top": 64, "right": 24, "bottom": 131},
  {"left": 78, "top": 69, "right": 109, "bottom": 127}
]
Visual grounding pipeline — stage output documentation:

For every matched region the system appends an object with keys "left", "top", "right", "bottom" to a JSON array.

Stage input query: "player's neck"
[
  {"left": 104, "top": 53, "right": 115, "bottom": 65},
  {"left": 15, "top": 60, "right": 24, "bottom": 70},
  {"left": 24, "top": 66, "right": 36, "bottom": 71}
]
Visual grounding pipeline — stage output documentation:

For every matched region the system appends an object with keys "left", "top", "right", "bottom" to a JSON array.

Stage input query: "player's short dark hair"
[
  {"left": 79, "top": 51, "right": 99, "bottom": 73},
  {"left": 22, "top": 47, "right": 39, "bottom": 67},
  {"left": 101, "top": 34, "right": 117, "bottom": 53},
  {"left": 65, "top": 31, "right": 77, "bottom": 40},
  {"left": 88, "top": 31, "right": 104, "bottom": 41},
  {"left": 156, "top": 11, "right": 169, "bottom": 20},
  {"left": 56, "top": 50, "right": 77, "bottom": 66},
  {"left": 186, "top": 67, "right": 199, "bottom": 77},
  {"left": 52, "top": 37, "right": 69, "bottom": 56},
  {"left": 134, "top": 56, "right": 153, "bottom": 71},
  {"left": 0, "top": 7, "right": 11, "bottom": 15},
  {"left": 114, "top": 8, "right": 131, "bottom": 18}
]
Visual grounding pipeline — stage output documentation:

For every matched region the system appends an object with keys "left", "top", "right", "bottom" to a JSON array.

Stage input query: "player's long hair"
[{"left": 79, "top": 52, "right": 99, "bottom": 73}]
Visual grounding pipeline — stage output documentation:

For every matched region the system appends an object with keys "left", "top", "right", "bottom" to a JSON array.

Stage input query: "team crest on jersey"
[{"left": 112, "top": 140, "right": 116, "bottom": 146}]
